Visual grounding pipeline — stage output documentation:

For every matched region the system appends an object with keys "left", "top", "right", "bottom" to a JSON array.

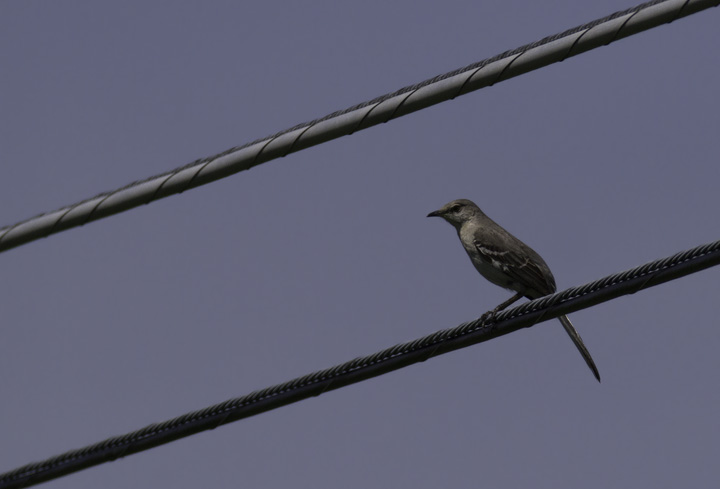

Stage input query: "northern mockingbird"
[{"left": 427, "top": 198, "right": 600, "bottom": 382}]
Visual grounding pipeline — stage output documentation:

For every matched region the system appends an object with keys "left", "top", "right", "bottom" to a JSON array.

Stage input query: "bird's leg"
[{"left": 480, "top": 292, "right": 523, "bottom": 325}]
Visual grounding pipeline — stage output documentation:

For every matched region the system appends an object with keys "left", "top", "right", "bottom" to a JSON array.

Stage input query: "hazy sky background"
[{"left": 1, "top": 1, "right": 719, "bottom": 488}]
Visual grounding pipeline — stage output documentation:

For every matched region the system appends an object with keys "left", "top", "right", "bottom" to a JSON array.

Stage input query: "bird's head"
[{"left": 426, "top": 199, "right": 482, "bottom": 228}]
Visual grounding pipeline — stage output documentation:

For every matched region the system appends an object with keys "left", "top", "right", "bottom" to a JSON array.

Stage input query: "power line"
[
  {"left": 1, "top": 238, "right": 718, "bottom": 489},
  {"left": 1, "top": 0, "right": 716, "bottom": 254}
]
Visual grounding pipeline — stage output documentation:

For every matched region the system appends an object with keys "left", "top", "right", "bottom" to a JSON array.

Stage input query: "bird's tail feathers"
[{"left": 558, "top": 314, "right": 601, "bottom": 382}]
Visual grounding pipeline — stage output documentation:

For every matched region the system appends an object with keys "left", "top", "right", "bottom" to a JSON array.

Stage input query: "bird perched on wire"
[{"left": 427, "top": 198, "right": 600, "bottom": 382}]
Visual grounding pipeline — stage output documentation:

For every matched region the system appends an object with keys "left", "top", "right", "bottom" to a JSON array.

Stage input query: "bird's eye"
[{"left": 450, "top": 205, "right": 461, "bottom": 213}]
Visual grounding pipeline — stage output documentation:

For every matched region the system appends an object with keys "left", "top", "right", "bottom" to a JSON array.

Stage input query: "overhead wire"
[
  {"left": 1, "top": 238, "right": 719, "bottom": 489},
  {"left": 1, "top": 0, "right": 718, "bottom": 486},
  {"left": 0, "top": 0, "right": 717, "bottom": 254}
]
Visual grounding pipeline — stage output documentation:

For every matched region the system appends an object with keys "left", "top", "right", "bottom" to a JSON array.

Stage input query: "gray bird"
[{"left": 427, "top": 198, "right": 600, "bottom": 382}]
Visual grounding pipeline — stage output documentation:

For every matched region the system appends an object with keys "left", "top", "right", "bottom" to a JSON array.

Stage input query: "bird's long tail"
[{"left": 558, "top": 315, "right": 601, "bottom": 382}]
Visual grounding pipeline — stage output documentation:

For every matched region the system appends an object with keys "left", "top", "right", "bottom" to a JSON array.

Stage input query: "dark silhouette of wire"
[
  {"left": 1, "top": 238, "right": 718, "bottom": 489},
  {"left": 0, "top": 0, "right": 716, "bottom": 254}
]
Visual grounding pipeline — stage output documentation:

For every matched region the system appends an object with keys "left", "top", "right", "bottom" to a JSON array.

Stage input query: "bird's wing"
[{"left": 474, "top": 239, "right": 555, "bottom": 296}]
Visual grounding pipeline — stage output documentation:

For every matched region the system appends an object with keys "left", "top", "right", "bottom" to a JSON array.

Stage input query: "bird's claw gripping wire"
[{"left": 479, "top": 305, "right": 503, "bottom": 327}]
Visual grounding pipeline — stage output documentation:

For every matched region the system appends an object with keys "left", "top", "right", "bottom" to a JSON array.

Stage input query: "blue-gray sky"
[{"left": 1, "top": 1, "right": 719, "bottom": 487}]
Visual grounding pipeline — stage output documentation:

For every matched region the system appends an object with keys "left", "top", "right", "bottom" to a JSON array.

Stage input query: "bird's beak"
[{"left": 427, "top": 209, "right": 442, "bottom": 218}]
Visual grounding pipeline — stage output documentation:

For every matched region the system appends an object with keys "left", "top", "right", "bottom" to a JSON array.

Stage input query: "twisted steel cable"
[
  {"left": 0, "top": 0, "right": 717, "bottom": 254},
  {"left": 1, "top": 238, "right": 718, "bottom": 489}
]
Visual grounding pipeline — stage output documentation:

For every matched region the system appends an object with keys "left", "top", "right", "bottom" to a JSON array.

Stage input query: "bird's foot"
[{"left": 479, "top": 309, "right": 497, "bottom": 326}]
